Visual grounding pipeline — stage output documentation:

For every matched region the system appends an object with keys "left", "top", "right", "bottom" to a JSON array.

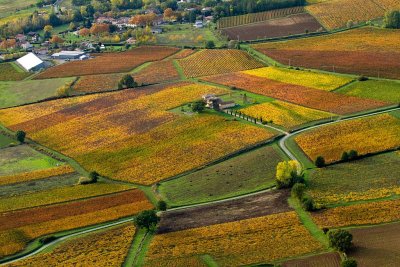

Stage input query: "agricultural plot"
[
  {"left": 157, "top": 190, "right": 291, "bottom": 233},
  {"left": 159, "top": 145, "right": 284, "bottom": 206},
  {"left": 0, "top": 77, "right": 75, "bottom": 108},
  {"left": 252, "top": 27, "right": 400, "bottom": 79},
  {"left": 0, "top": 133, "right": 15, "bottom": 149},
  {"left": 4, "top": 224, "right": 136, "bottom": 267},
  {"left": 0, "top": 189, "right": 152, "bottom": 258},
  {"left": 35, "top": 46, "right": 179, "bottom": 79},
  {"left": 306, "top": 0, "right": 400, "bottom": 30},
  {"left": 178, "top": 49, "right": 263, "bottom": 77},
  {"left": 170, "top": 49, "right": 196, "bottom": 59},
  {"left": 312, "top": 198, "right": 400, "bottom": 228},
  {"left": 0, "top": 82, "right": 274, "bottom": 185},
  {"left": 348, "top": 223, "right": 400, "bottom": 267},
  {"left": 336, "top": 79, "right": 400, "bottom": 103},
  {"left": 240, "top": 100, "right": 335, "bottom": 129},
  {"left": 202, "top": 72, "right": 388, "bottom": 114},
  {"left": 244, "top": 67, "right": 353, "bottom": 91},
  {"left": 221, "top": 13, "right": 324, "bottom": 41},
  {"left": 0, "top": 0, "right": 37, "bottom": 16},
  {"left": 133, "top": 60, "right": 180, "bottom": 85},
  {"left": 145, "top": 212, "right": 323, "bottom": 266},
  {"left": 73, "top": 73, "right": 123, "bottom": 93},
  {"left": 282, "top": 252, "right": 341, "bottom": 267},
  {"left": 0, "top": 63, "right": 30, "bottom": 81},
  {"left": 295, "top": 114, "right": 400, "bottom": 163},
  {"left": 306, "top": 152, "right": 400, "bottom": 205}
]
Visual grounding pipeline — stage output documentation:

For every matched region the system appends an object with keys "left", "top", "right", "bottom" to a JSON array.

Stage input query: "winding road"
[{"left": 1, "top": 106, "right": 398, "bottom": 266}]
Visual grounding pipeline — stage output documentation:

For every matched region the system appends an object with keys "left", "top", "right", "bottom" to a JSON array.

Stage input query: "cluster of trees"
[
  {"left": 118, "top": 74, "right": 137, "bottom": 89},
  {"left": 384, "top": 10, "right": 400, "bottom": 29}
]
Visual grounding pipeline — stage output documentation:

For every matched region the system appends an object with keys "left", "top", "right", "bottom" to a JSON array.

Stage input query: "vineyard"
[
  {"left": 145, "top": 212, "right": 323, "bottom": 266},
  {"left": 35, "top": 46, "right": 179, "bottom": 79},
  {"left": 252, "top": 27, "right": 400, "bottom": 79},
  {"left": 283, "top": 252, "right": 341, "bottom": 267},
  {"left": 73, "top": 73, "right": 124, "bottom": 93},
  {"left": 178, "top": 49, "right": 263, "bottom": 77},
  {"left": 306, "top": 0, "right": 400, "bottom": 30},
  {"left": 217, "top": 6, "right": 305, "bottom": 28},
  {"left": 202, "top": 71, "right": 388, "bottom": 114},
  {"left": 0, "top": 63, "right": 30, "bottom": 81},
  {"left": 295, "top": 114, "right": 400, "bottom": 163},
  {"left": 4, "top": 224, "right": 136, "bottom": 267},
  {"left": 240, "top": 100, "right": 334, "bottom": 129}
]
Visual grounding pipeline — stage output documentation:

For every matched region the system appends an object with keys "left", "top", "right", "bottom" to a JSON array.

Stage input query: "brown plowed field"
[
  {"left": 157, "top": 189, "right": 291, "bottom": 234},
  {"left": 221, "top": 13, "right": 324, "bottom": 41},
  {"left": 283, "top": 252, "right": 341, "bottom": 267}
]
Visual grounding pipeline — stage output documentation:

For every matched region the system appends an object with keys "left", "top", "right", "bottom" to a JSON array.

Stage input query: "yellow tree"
[{"left": 275, "top": 160, "right": 299, "bottom": 188}]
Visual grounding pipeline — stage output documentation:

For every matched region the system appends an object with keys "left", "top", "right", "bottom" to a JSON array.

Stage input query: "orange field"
[
  {"left": 202, "top": 72, "right": 388, "bottom": 114},
  {"left": 36, "top": 46, "right": 179, "bottom": 79},
  {"left": 312, "top": 199, "right": 400, "bottom": 228},
  {"left": 73, "top": 73, "right": 124, "bottom": 93},
  {"left": 170, "top": 49, "right": 197, "bottom": 59},
  {"left": 178, "top": 49, "right": 263, "bottom": 77},
  {"left": 295, "top": 113, "right": 400, "bottom": 163},
  {"left": 0, "top": 189, "right": 152, "bottom": 257}
]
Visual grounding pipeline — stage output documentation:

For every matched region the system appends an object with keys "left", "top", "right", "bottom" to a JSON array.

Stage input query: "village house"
[{"left": 202, "top": 94, "right": 236, "bottom": 110}]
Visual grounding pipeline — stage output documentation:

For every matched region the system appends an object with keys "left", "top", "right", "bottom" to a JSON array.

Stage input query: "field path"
[{"left": 1, "top": 106, "right": 399, "bottom": 266}]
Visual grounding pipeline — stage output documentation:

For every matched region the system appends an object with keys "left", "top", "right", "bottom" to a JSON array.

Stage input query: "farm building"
[
  {"left": 16, "top": 52, "right": 44, "bottom": 71},
  {"left": 203, "top": 94, "right": 236, "bottom": 110},
  {"left": 52, "top": 51, "right": 86, "bottom": 60}
]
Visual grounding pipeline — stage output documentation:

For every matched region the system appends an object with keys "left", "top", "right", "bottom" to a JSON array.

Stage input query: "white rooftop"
[
  {"left": 52, "top": 50, "right": 85, "bottom": 56},
  {"left": 16, "top": 52, "right": 43, "bottom": 71}
]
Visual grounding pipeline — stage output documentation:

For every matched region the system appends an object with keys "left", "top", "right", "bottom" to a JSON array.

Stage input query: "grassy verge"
[
  {"left": 123, "top": 228, "right": 147, "bottom": 267},
  {"left": 201, "top": 254, "right": 219, "bottom": 267}
]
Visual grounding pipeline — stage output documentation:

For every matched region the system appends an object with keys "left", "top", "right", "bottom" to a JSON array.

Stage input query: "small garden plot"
[
  {"left": 0, "top": 145, "right": 62, "bottom": 176},
  {"left": 0, "top": 189, "right": 152, "bottom": 258},
  {"left": 240, "top": 100, "right": 335, "bottom": 129},
  {"left": 295, "top": 114, "right": 400, "bottom": 164},
  {"left": 0, "top": 77, "right": 75, "bottom": 108},
  {"left": 244, "top": 67, "right": 353, "bottom": 91},
  {"left": 306, "top": 152, "right": 400, "bottom": 205},
  {"left": 348, "top": 223, "right": 400, "bottom": 267},
  {"left": 4, "top": 224, "right": 136, "bottom": 267},
  {"left": 35, "top": 46, "right": 179, "bottom": 79},
  {"left": 178, "top": 49, "right": 263, "bottom": 77},
  {"left": 202, "top": 72, "right": 388, "bottom": 114},
  {"left": 0, "top": 63, "right": 30, "bottom": 81},
  {"left": 282, "top": 252, "right": 341, "bottom": 267},
  {"left": 157, "top": 189, "right": 292, "bottom": 233},
  {"left": 145, "top": 212, "right": 323, "bottom": 267},
  {"left": 252, "top": 27, "right": 400, "bottom": 79},
  {"left": 336, "top": 79, "right": 400, "bottom": 103},
  {"left": 159, "top": 145, "right": 285, "bottom": 206},
  {"left": 312, "top": 198, "right": 400, "bottom": 228}
]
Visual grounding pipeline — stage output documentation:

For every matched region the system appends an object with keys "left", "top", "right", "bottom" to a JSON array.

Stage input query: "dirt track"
[{"left": 157, "top": 189, "right": 291, "bottom": 233}]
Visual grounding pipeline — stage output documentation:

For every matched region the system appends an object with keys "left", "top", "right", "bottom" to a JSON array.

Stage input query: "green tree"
[
  {"left": 89, "top": 171, "right": 99, "bottom": 183},
  {"left": 348, "top": 150, "right": 358, "bottom": 160},
  {"left": 205, "top": 40, "right": 215, "bottom": 49},
  {"left": 315, "top": 156, "right": 325, "bottom": 168},
  {"left": 301, "top": 196, "right": 315, "bottom": 211},
  {"left": 157, "top": 200, "right": 167, "bottom": 211},
  {"left": 384, "top": 10, "right": 400, "bottom": 29},
  {"left": 341, "top": 151, "right": 349, "bottom": 161},
  {"left": 192, "top": 101, "right": 206, "bottom": 113},
  {"left": 342, "top": 258, "right": 357, "bottom": 267},
  {"left": 118, "top": 74, "right": 137, "bottom": 89},
  {"left": 15, "top": 130, "right": 26, "bottom": 143},
  {"left": 134, "top": 210, "right": 160, "bottom": 231},
  {"left": 291, "top": 183, "right": 306, "bottom": 200},
  {"left": 328, "top": 229, "right": 353, "bottom": 252}
]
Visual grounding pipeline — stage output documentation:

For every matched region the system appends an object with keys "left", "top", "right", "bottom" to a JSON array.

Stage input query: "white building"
[{"left": 16, "top": 52, "right": 44, "bottom": 71}]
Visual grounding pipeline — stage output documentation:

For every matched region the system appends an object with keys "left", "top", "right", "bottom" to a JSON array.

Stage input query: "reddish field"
[
  {"left": 282, "top": 252, "right": 341, "bottom": 267},
  {"left": 73, "top": 73, "right": 123, "bottom": 93},
  {"left": 202, "top": 72, "right": 388, "bottom": 114},
  {"left": 170, "top": 49, "right": 196, "bottom": 59},
  {"left": 221, "top": 13, "right": 324, "bottom": 41},
  {"left": 36, "top": 46, "right": 179, "bottom": 79}
]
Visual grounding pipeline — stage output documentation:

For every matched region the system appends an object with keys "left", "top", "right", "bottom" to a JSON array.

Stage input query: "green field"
[
  {"left": 336, "top": 79, "right": 400, "bottom": 103},
  {"left": 0, "top": 133, "right": 15, "bottom": 148},
  {"left": 307, "top": 151, "right": 400, "bottom": 206},
  {"left": 158, "top": 144, "right": 286, "bottom": 207},
  {"left": 0, "top": 63, "right": 31, "bottom": 81},
  {"left": 0, "top": 145, "right": 61, "bottom": 176},
  {"left": 0, "top": 0, "right": 37, "bottom": 18},
  {"left": 157, "top": 24, "right": 227, "bottom": 47},
  {"left": 0, "top": 77, "right": 75, "bottom": 108}
]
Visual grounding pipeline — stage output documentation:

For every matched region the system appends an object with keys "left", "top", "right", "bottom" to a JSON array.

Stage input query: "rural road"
[{"left": 1, "top": 106, "right": 399, "bottom": 265}]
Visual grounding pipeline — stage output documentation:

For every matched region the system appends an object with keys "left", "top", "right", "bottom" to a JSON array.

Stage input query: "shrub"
[
  {"left": 134, "top": 210, "right": 160, "bottom": 231},
  {"left": 39, "top": 236, "right": 57, "bottom": 244},
  {"left": 328, "top": 229, "right": 353, "bottom": 252},
  {"left": 358, "top": 76, "right": 369, "bottom": 81},
  {"left": 157, "top": 200, "right": 167, "bottom": 211},
  {"left": 322, "top": 227, "right": 329, "bottom": 234},
  {"left": 341, "top": 151, "right": 349, "bottom": 161},
  {"left": 348, "top": 150, "right": 358, "bottom": 160},
  {"left": 342, "top": 258, "right": 357, "bottom": 267},
  {"left": 301, "top": 196, "right": 315, "bottom": 211},
  {"left": 118, "top": 74, "right": 137, "bottom": 89},
  {"left": 192, "top": 101, "right": 206, "bottom": 113},
  {"left": 315, "top": 156, "right": 325, "bottom": 168},
  {"left": 89, "top": 171, "right": 99, "bottom": 183},
  {"left": 205, "top": 40, "right": 215, "bottom": 49},
  {"left": 291, "top": 183, "right": 306, "bottom": 199},
  {"left": 15, "top": 130, "right": 26, "bottom": 143},
  {"left": 78, "top": 176, "right": 94, "bottom": 185}
]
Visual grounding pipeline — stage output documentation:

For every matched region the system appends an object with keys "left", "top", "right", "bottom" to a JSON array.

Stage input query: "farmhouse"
[
  {"left": 202, "top": 94, "right": 236, "bottom": 110},
  {"left": 16, "top": 52, "right": 44, "bottom": 71},
  {"left": 52, "top": 51, "right": 86, "bottom": 60}
]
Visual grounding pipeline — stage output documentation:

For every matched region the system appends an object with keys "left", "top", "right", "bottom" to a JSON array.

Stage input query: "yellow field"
[
  {"left": 5, "top": 224, "right": 135, "bottom": 267},
  {"left": 145, "top": 212, "right": 323, "bottom": 266},
  {"left": 295, "top": 114, "right": 400, "bottom": 163},
  {"left": 0, "top": 83, "right": 274, "bottom": 184},
  {"left": 240, "top": 100, "right": 334, "bottom": 128},
  {"left": 312, "top": 199, "right": 400, "bottom": 228},
  {"left": 243, "top": 67, "right": 353, "bottom": 91}
]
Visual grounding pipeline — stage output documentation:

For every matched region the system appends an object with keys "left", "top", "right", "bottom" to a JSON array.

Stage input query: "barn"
[{"left": 16, "top": 52, "right": 44, "bottom": 71}]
